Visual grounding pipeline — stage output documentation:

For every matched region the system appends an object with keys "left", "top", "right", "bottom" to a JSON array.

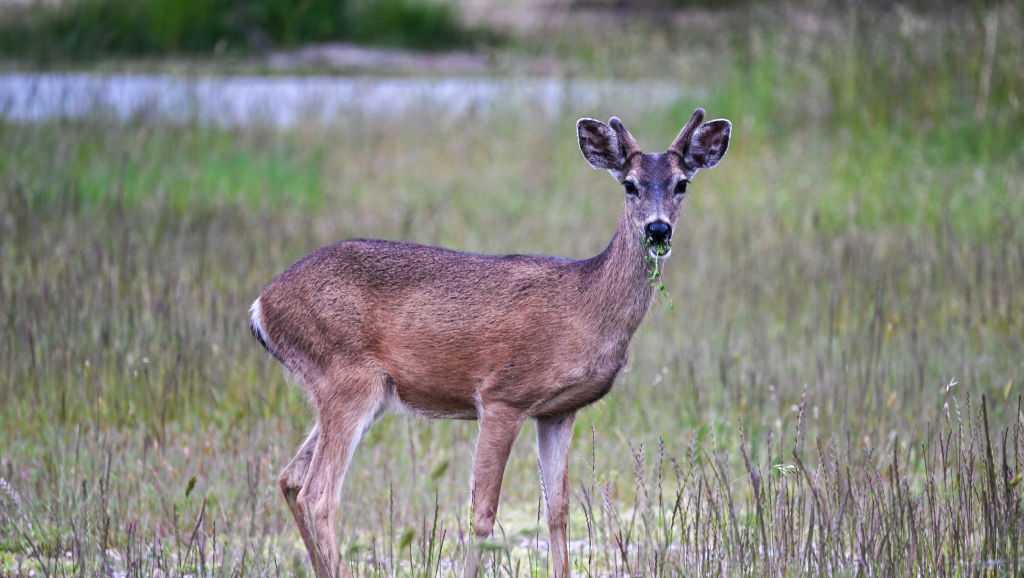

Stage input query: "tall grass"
[
  {"left": 1, "top": 2, "right": 1022, "bottom": 576},
  {"left": 697, "top": 3, "right": 1024, "bottom": 235}
]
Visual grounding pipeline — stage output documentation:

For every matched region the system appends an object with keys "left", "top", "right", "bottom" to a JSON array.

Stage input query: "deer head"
[{"left": 577, "top": 108, "right": 731, "bottom": 259}]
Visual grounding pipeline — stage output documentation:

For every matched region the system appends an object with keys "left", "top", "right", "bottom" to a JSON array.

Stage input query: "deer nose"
[{"left": 645, "top": 221, "right": 672, "bottom": 244}]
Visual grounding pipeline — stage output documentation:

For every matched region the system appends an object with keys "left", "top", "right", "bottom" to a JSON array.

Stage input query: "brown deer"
[{"left": 250, "top": 108, "right": 731, "bottom": 578}]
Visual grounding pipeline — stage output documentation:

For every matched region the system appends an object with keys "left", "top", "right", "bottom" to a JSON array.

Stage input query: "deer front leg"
[
  {"left": 536, "top": 413, "right": 576, "bottom": 578},
  {"left": 463, "top": 403, "right": 525, "bottom": 578}
]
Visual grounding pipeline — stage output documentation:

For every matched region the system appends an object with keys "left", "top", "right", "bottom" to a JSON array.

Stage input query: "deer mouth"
[
  {"left": 643, "top": 236, "right": 672, "bottom": 260},
  {"left": 648, "top": 242, "right": 671, "bottom": 259}
]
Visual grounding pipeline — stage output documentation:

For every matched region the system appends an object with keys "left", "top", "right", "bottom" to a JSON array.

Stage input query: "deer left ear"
[
  {"left": 685, "top": 119, "right": 731, "bottom": 170},
  {"left": 577, "top": 118, "right": 625, "bottom": 173}
]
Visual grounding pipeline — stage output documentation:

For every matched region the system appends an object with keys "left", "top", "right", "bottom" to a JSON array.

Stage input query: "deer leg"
[
  {"left": 295, "top": 368, "right": 385, "bottom": 578},
  {"left": 279, "top": 424, "right": 319, "bottom": 562},
  {"left": 463, "top": 403, "right": 525, "bottom": 578},
  {"left": 536, "top": 413, "right": 576, "bottom": 578}
]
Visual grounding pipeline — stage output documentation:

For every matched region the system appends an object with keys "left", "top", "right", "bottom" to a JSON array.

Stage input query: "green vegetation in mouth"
[
  {"left": 639, "top": 234, "right": 675, "bottom": 312},
  {"left": 641, "top": 234, "right": 671, "bottom": 277},
  {"left": 649, "top": 241, "right": 671, "bottom": 257}
]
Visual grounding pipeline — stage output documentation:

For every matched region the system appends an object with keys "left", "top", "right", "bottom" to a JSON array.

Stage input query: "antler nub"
[
  {"left": 669, "top": 107, "right": 706, "bottom": 156},
  {"left": 608, "top": 116, "right": 641, "bottom": 159}
]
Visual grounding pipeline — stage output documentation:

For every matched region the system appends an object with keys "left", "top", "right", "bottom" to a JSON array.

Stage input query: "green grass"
[
  {"left": 0, "top": 123, "right": 326, "bottom": 209},
  {"left": 1, "top": 3, "right": 1023, "bottom": 576}
]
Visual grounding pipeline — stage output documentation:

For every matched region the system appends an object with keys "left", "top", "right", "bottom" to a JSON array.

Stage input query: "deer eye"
[
  {"left": 674, "top": 179, "right": 689, "bottom": 196},
  {"left": 623, "top": 181, "right": 639, "bottom": 197}
]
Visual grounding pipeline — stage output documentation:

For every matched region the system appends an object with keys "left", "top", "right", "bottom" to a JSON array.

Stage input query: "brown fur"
[{"left": 252, "top": 110, "right": 731, "bottom": 578}]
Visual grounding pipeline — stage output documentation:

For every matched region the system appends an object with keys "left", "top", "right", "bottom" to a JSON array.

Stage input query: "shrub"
[{"left": 0, "top": 0, "right": 489, "bottom": 60}]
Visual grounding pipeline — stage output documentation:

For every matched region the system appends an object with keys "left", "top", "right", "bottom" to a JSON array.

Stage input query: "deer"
[{"left": 249, "top": 108, "right": 731, "bottom": 578}]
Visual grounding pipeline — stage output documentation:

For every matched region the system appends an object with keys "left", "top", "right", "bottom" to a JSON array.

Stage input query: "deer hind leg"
[
  {"left": 463, "top": 403, "right": 525, "bottom": 578},
  {"left": 280, "top": 424, "right": 319, "bottom": 563},
  {"left": 294, "top": 366, "right": 386, "bottom": 578},
  {"left": 536, "top": 413, "right": 576, "bottom": 578}
]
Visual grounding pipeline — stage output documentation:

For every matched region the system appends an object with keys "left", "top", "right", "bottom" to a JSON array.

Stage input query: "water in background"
[{"left": 0, "top": 73, "right": 693, "bottom": 127}]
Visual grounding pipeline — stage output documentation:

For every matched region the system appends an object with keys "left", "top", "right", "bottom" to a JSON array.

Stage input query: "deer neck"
[{"left": 581, "top": 213, "right": 656, "bottom": 337}]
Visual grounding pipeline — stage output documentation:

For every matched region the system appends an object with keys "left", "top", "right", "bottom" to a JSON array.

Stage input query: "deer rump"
[{"left": 252, "top": 238, "right": 629, "bottom": 421}]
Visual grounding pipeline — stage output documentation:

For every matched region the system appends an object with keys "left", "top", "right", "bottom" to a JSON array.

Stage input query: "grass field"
[{"left": 1, "top": 3, "right": 1023, "bottom": 577}]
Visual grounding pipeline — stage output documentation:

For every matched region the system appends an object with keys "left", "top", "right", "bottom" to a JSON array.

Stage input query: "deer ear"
[
  {"left": 577, "top": 118, "right": 624, "bottom": 173},
  {"left": 684, "top": 119, "right": 731, "bottom": 170}
]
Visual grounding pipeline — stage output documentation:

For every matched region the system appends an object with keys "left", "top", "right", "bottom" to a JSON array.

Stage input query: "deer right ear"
[
  {"left": 670, "top": 108, "right": 732, "bottom": 172},
  {"left": 577, "top": 118, "right": 624, "bottom": 175}
]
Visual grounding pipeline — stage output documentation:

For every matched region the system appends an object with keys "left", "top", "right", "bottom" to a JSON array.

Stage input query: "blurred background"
[{"left": 0, "top": 1, "right": 1022, "bottom": 576}]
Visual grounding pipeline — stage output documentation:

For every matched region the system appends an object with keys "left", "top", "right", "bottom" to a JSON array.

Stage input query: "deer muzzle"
[{"left": 644, "top": 221, "right": 672, "bottom": 258}]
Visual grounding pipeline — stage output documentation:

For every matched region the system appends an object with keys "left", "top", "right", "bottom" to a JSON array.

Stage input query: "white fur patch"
[{"left": 249, "top": 296, "right": 272, "bottom": 350}]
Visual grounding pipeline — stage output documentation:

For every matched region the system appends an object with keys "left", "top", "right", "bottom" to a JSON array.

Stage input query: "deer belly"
[
  {"left": 384, "top": 361, "right": 480, "bottom": 420},
  {"left": 388, "top": 380, "right": 478, "bottom": 419}
]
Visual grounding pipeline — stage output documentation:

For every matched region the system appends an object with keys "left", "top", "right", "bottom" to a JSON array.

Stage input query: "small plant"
[{"left": 641, "top": 233, "right": 674, "bottom": 310}]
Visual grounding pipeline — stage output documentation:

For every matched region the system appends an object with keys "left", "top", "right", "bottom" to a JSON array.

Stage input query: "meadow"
[{"left": 1, "top": 3, "right": 1023, "bottom": 576}]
